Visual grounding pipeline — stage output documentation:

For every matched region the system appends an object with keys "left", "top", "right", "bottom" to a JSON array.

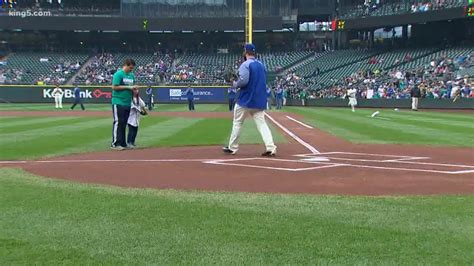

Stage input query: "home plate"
[{"left": 300, "top": 157, "right": 330, "bottom": 162}]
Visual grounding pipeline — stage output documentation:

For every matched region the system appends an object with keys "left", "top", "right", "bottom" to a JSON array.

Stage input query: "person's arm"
[
  {"left": 233, "top": 62, "right": 250, "bottom": 89},
  {"left": 111, "top": 72, "right": 136, "bottom": 91}
]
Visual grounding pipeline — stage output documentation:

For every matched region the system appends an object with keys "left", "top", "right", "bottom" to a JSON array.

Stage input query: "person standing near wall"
[
  {"left": 70, "top": 85, "right": 85, "bottom": 110},
  {"left": 145, "top": 85, "right": 154, "bottom": 111},
  {"left": 347, "top": 87, "right": 358, "bottom": 112},
  {"left": 186, "top": 87, "right": 195, "bottom": 111},
  {"left": 300, "top": 89, "right": 308, "bottom": 106},
  {"left": 266, "top": 86, "right": 273, "bottom": 110},
  {"left": 275, "top": 85, "right": 283, "bottom": 110},
  {"left": 52, "top": 84, "right": 64, "bottom": 109},
  {"left": 410, "top": 84, "right": 421, "bottom": 111}
]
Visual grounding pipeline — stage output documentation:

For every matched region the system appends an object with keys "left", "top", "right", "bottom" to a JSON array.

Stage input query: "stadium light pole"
[{"left": 245, "top": 0, "right": 253, "bottom": 44}]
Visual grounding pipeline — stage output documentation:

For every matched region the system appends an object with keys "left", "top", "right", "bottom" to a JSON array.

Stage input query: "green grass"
[
  {"left": 287, "top": 107, "right": 474, "bottom": 147},
  {"left": 0, "top": 115, "right": 285, "bottom": 160},
  {"left": 1, "top": 168, "right": 473, "bottom": 264}
]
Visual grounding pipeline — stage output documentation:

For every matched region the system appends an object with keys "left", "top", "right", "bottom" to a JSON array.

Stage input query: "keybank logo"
[{"left": 43, "top": 89, "right": 93, "bottom": 99}]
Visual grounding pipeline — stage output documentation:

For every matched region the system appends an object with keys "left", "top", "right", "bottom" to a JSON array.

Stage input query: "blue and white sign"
[{"left": 157, "top": 87, "right": 227, "bottom": 103}]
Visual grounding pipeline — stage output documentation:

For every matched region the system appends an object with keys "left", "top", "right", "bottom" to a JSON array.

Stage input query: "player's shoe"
[
  {"left": 110, "top": 145, "right": 125, "bottom": 151},
  {"left": 261, "top": 150, "right": 276, "bottom": 157},
  {"left": 222, "top": 147, "right": 237, "bottom": 155},
  {"left": 127, "top": 144, "right": 137, "bottom": 149}
]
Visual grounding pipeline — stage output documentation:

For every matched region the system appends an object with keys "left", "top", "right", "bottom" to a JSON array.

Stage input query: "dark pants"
[
  {"left": 147, "top": 95, "right": 153, "bottom": 111},
  {"left": 112, "top": 104, "right": 131, "bottom": 147},
  {"left": 276, "top": 98, "right": 283, "bottom": 110},
  {"left": 127, "top": 124, "right": 138, "bottom": 145},
  {"left": 71, "top": 98, "right": 85, "bottom": 110},
  {"left": 229, "top": 98, "right": 235, "bottom": 111},
  {"left": 188, "top": 99, "right": 195, "bottom": 111}
]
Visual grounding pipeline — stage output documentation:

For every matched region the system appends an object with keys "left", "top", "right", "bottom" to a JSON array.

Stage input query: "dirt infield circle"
[{"left": 1, "top": 111, "right": 473, "bottom": 195}]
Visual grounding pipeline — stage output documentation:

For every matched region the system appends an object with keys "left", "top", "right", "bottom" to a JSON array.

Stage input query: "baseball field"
[{"left": 1, "top": 103, "right": 473, "bottom": 264}]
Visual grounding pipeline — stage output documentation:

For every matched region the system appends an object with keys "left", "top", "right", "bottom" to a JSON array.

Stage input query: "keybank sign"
[{"left": 43, "top": 89, "right": 93, "bottom": 99}]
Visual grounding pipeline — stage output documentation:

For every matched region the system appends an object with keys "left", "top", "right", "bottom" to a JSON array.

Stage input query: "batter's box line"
[
  {"left": 203, "top": 160, "right": 346, "bottom": 172},
  {"left": 204, "top": 157, "right": 337, "bottom": 165},
  {"left": 295, "top": 152, "right": 430, "bottom": 163},
  {"left": 296, "top": 153, "right": 474, "bottom": 169},
  {"left": 346, "top": 164, "right": 474, "bottom": 175}
]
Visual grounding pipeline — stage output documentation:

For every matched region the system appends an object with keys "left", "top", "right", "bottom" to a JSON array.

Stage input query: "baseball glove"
[{"left": 140, "top": 108, "right": 148, "bottom": 116}]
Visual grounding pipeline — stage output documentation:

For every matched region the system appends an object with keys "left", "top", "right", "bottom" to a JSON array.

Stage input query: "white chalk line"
[
  {"left": 265, "top": 113, "right": 319, "bottom": 154},
  {"left": 205, "top": 157, "right": 334, "bottom": 165},
  {"left": 344, "top": 164, "right": 470, "bottom": 175},
  {"left": 297, "top": 151, "right": 427, "bottom": 158},
  {"left": 0, "top": 161, "right": 28, "bottom": 164},
  {"left": 0, "top": 159, "right": 226, "bottom": 164},
  {"left": 1, "top": 153, "right": 472, "bottom": 175},
  {"left": 293, "top": 151, "right": 474, "bottom": 174},
  {"left": 295, "top": 152, "right": 474, "bottom": 169},
  {"left": 205, "top": 161, "right": 345, "bottom": 172},
  {"left": 285, "top": 116, "right": 314, "bottom": 129}
]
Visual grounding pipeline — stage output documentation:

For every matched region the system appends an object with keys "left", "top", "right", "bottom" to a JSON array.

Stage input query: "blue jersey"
[
  {"left": 146, "top": 87, "right": 153, "bottom": 95},
  {"left": 233, "top": 58, "right": 267, "bottom": 110},
  {"left": 228, "top": 88, "right": 237, "bottom": 99},
  {"left": 275, "top": 87, "right": 283, "bottom": 99},
  {"left": 186, "top": 88, "right": 194, "bottom": 101},
  {"left": 74, "top": 87, "right": 81, "bottom": 98}
]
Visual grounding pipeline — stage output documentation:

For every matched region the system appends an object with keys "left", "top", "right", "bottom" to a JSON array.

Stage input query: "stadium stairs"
[{"left": 66, "top": 55, "right": 96, "bottom": 85}]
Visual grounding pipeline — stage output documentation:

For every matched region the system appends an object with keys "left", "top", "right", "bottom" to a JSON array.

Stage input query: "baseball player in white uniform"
[
  {"left": 52, "top": 85, "right": 64, "bottom": 109},
  {"left": 347, "top": 87, "right": 357, "bottom": 112}
]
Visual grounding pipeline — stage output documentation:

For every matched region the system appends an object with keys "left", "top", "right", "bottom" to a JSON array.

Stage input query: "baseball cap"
[{"left": 244, "top": 43, "right": 256, "bottom": 53}]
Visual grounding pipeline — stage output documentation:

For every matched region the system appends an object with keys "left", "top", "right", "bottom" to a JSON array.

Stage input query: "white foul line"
[
  {"left": 286, "top": 116, "right": 313, "bottom": 129},
  {"left": 265, "top": 113, "right": 320, "bottom": 154},
  {"left": 0, "top": 158, "right": 224, "bottom": 164}
]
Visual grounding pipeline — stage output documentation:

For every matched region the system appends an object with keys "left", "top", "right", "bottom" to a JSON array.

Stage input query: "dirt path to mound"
[{"left": 1, "top": 111, "right": 473, "bottom": 195}]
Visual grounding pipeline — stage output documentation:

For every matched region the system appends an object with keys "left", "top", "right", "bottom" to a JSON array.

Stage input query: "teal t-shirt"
[{"left": 112, "top": 69, "right": 135, "bottom": 106}]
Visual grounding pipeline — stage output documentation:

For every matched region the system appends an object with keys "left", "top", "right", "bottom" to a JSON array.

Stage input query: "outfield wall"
[
  {"left": 287, "top": 99, "right": 474, "bottom": 109},
  {"left": 0, "top": 86, "right": 229, "bottom": 104},
  {"left": 0, "top": 86, "right": 473, "bottom": 109}
]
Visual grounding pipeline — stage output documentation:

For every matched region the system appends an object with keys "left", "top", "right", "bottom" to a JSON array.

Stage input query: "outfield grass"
[
  {"left": 1, "top": 168, "right": 473, "bottom": 264},
  {"left": 0, "top": 115, "right": 286, "bottom": 160},
  {"left": 288, "top": 107, "right": 474, "bottom": 147}
]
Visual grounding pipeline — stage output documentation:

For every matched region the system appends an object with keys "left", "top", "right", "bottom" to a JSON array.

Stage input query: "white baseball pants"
[
  {"left": 54, "top": 96, "right": 63, "bottom": 109},
  {"left": 228, "top": 104, "right": 276, "bottom": 152},
  {"left": 411, "top": 97, "right": 419, "bottom": 110}
]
